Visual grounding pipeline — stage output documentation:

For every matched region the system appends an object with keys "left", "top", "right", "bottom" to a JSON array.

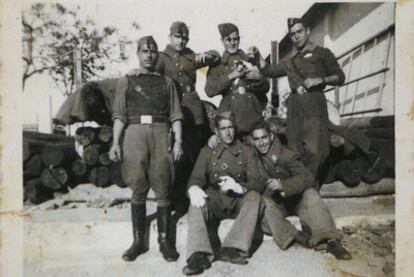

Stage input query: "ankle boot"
[
  {"left": 157, "top": 206, "right": 179, "bottom": 262},
  {"left": 122, "top": 203, "right": 147, "bottom": 261}
]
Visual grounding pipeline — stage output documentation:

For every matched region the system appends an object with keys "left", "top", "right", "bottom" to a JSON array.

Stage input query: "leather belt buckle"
[{"left": 140, "top": 115, "right": 153, "bottom": 124}]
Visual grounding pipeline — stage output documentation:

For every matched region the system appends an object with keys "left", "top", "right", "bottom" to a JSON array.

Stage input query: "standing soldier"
[
  {"left": 183, "top": 112, "right": 263, "bottom": 275},
  {"left": 205, "top": 23, "right": 270, "bottom": 137},
  {"left": 155, "top": 21, "right": 220, "bottom": 213},
  {"left": 252, "top": 18, "right": 346, "bottom": 189},
  {"left": 109, "top": 36, "right": 183, "bottom": 262},
  {"left": 250, "top": 121, "right": 352, "bottom": 260}
]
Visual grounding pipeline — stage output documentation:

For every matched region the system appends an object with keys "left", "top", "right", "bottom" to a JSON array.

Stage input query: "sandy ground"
[{"left": 23, "top": 184, "right": 395, "bottom": 277}]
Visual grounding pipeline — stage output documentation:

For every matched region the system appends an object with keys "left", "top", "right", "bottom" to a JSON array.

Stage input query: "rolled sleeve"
[
  {"left": 111, "top": 77, "right": 128, "bottom": 123},
  {"left": 205, "top": 66, "right": 232, "bottom": 97},
  {"left": 321, "top": 48, "right": 345, "bottom": 85},
  {"left": 260, "top": 62, "right": 287, "bottom": 78},
  {"left": 166, "top": 77, "right": 184, "bottom": 123}
]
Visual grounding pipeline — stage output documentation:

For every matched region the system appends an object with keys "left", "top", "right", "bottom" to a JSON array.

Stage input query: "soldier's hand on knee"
[
  {"left": 173, "top": 141, "right": 183, "bottom": 161},
  {"left": 266, "top": 178, "right": 283, "bottom": 192},
  {"left": 188, "top": 186, "right": 208, "bottom": 208},
  {"left": 219, "top": 176, "right": 245, "bottom": 194},
  {"left": 109, "top": 144, "right": 122, "bottom": 162}
]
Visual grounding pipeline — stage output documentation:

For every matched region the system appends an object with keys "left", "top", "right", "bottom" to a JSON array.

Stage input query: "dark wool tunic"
[
  {"left": 260, "top": 41, "right": 345, "bottom": 182},
  {"left": 156, "top": 45, "right": 219, "bottom": 125},
  {"left": 205, "top": 50, "right": 270, "bottom": 132}
]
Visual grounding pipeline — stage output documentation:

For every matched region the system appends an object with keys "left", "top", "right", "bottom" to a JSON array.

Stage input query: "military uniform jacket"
[
  {"left": 260, "top": 42, "right": 345, "bottom": 116},
  {"left": 257, "top": 139, "right": 314, "bottom": 198},
  {"left": 187, "top": 140, "right": 264, "bottom": 195},
  {"left": 205, "top": 50, "right": 270, "bottom": 132},
  {"left": 155, "top": 45, "right": 220, "bottom": 125}
]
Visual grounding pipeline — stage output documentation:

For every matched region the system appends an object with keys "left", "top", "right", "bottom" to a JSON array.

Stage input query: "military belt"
[{"left": 128, "top": 115, "right": 169, "bottom": 125}]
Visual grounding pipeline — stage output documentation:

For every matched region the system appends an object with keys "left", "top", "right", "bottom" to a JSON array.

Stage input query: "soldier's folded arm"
[
  {"left": 279, "top": 151, "right": 314, "bottom": 197},
  {"left": 194, "top": 50, "right": 221, "bottom": 68},
  {"left": 205, "top": 66, "right": 233, "bottom": 97},
  {"left": 319, "top": 47, "right": 346, "bottom": 86},
  {"left": 260, "top": 60, "right": 288, "bottom": 78}
]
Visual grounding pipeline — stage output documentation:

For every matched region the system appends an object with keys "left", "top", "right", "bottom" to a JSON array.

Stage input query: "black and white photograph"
[{"left": 1, "top": 0, "right": 413, "bottom": 276}]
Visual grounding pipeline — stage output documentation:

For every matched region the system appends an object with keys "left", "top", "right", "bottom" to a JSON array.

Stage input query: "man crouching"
[
  {"left": 183, "top": 111, "right": 263, "bottom": 275},
  {"left": 250, "top": 120, "right": 352, "bottom": 260}
]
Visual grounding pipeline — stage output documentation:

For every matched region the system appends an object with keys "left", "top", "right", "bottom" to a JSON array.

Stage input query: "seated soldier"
[
  {"left": 250, "top": 120, "right": 352, "bottom": 260},
  {"left": 183, "top": 111, "right": 263, "bottom": 275}
]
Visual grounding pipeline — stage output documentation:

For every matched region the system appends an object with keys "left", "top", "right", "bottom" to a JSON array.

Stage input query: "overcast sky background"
[{"left": 23, "top": 0, "right": 313, "bottom": 131}]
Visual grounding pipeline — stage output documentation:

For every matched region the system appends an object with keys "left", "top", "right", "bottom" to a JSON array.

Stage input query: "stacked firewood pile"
[{"left": 23, "top": 126, "right": 125, "bottom": 204}]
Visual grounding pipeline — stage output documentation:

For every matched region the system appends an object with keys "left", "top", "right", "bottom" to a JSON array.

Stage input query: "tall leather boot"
[
  {"left": 157, "top": 206, "right": 179, "bottom": 262},
  {"left": 122, "top": 203, "right": 147, "bottom": 261}
]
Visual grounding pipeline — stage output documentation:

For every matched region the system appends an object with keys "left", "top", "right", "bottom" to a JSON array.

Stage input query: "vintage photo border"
[{"left": 0, "top": 0, "right": 413, "bottom": 276}]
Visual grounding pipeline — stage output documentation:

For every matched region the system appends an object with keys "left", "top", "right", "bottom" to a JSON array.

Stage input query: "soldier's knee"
[
  {"left": 243, "top": 191, "right": 261, "bottom": 202},
  {"left": 302, "top": 188, "right": 321, "bottom": 202}
]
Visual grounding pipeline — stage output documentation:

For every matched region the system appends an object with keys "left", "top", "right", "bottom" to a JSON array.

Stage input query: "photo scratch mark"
[
  {"left": 0, "top": 209, "right": 32, "bottom": 219},
  {"left": 408, "top": 100, "right": 414, "bottom": 121}
]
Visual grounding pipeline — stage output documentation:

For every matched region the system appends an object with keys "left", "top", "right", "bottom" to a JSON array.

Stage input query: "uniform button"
[
  {"left": 276, "top": 170, "right": 280, "bottom": 173},
  {"left": 176, "top": 63, "right": 179, "bottom": 66},
  {"left": 248, "top": 95, "right": 251, "bottom": 98},
  {"left": 213, "top": 162, "right": 217, "bottom": 166},
  {"left": 232, "top": 96, "right": 235, "bottom": 99},
  {"left": 180, "top": 83, "right": 183, "bottom": 86},
  {"left": 237, "top": 174, "right": 241, "bottom": 178},
  {"left": 238, "top": 161, "right": 243, "bottom": 165},
  {"left": 178, "top": 72, "right": 182, "bottom": 75},
  {"left": 214, "top": 174, "right": 218, "bottom": 178}
]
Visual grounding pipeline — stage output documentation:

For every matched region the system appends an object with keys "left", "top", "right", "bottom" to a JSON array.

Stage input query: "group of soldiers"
[{"left": 108, "top": 17, "right": 352, "bottom": 275}]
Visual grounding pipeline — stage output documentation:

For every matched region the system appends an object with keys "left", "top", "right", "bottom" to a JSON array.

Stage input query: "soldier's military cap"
[
  {"left": 218, "top": 23, "right": 239, "bottom": 38},
  {"left": 170, "top": 21, "right": 189, "bottom": 36},
  {"left": 287, "top": 18, "right": 307, "bottom": 29},
  {"left": 137, "top": 35, "right": 158, "bottom": 50},
  {"left": 214, "top": 111, "right": 235, "bottom": 127}
]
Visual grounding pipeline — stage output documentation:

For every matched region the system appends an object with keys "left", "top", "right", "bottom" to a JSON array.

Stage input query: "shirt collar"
[
  {"left": 215, "top": 140, "right": 243, "bottom": 158},
  {"left": 126, "top": 68, "right": 161, "bottom": 77},
  {"left": 221, "top": 49, "right": 248, "bottom": 65},
  {"left": 164, "top": 44, "right": 192, "bottom": 56},
  {"left": 293, "top": 41, "right": 317, "bottom": 57}
]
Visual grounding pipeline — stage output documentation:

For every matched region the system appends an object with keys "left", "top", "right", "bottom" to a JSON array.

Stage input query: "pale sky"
[{"left": 23, "top": 0, "right": 313, "bottom": 131}]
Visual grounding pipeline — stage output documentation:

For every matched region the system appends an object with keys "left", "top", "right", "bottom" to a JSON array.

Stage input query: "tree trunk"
[
  {"left": 23, "top": 131, "right": 73, "bottom": 143},
  {"left": 24, "top": 178, "right": 54, "bottom": 204},
  {"left": 109, "top": 162, "right": 127, "bottom": 188},
  {"left": 41, "top": 167, "right": 68, "bottom": 190},
  {"left": 99, "top": 153, "right": 112, "bottom": 166},
  {"left": 75, "top": 127, "right": 97, "bottom": 146},
  {"left": 88, "top": 166, "right": 110, "bottom": 188},
  {"left": 41, "top": 142, "right": 77, "bottom": 167},
  {"left": 83, "top": 144, "right": 102, "bottom": 165},
  {"left": 341, "top": 115, "right": 394, "bottom": 129},
  {"left": 72, "top": 159, "right": 88, "bottom": 176},
  {"left": 362, "top": 127, "right": 394, "bottom": 140},
  {"left": 24, "top": 154, "right": 44, "bottom": 178},
  {"left": 98, "top": 125, "right": 112, "bottom": 143},
  {"left": 23, "top": 140, "right": 30, "bottom": 162}
]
